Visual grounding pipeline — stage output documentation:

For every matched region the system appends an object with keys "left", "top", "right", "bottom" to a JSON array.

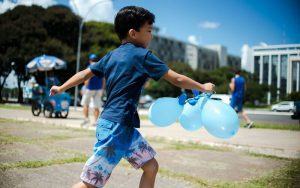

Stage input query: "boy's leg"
[
  {"left": 93, "top": 108, "right": 100, "bottom": 123},
  {"left": 80, "top": 118, "right": 130, "bottom": 187},
  {"left": 241, "top": 110, "right": 251, "bottom": 124},
  {"left": 81, "top": 90, "right": 92, "bottom": 126},
  {"left": 83, "top": 105, "right": 89, "bottom": 119},
  {"left": 139, "top": 158, "right": 159, "bottom": 188},
  {"left": 92, "top": 90, "right": 102, "bottom": 124},
  {"left": 237, "top": 99, "right": 254, "bottom": 128},
  {"left": 123, "top": 129, "right": 157, "bottom": 188}
]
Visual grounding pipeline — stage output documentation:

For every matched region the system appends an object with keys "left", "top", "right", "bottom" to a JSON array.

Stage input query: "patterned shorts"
[{"left": 80, "top": 118, "right": 156, "bottom": 188}]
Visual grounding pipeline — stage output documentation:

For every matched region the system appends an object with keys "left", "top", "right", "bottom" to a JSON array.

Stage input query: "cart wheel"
[
  {"left": 60, "top": 110, "right": 69, "bottom": 118},
  {"left": 31, "top": 101, "right": 41, "bottom": 116},
  {"left": 43, "top": 102, "right": 53, "bottom": 118}
]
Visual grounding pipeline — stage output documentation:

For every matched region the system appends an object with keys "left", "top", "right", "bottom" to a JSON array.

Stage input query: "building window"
[
  {"left": 263, "top": 56, "right": 269, "bottom": 84},
  {"left": 280, "top": 55, "right": 288, "bottom": 93},
  {"left": 292, "top": 62, "right": 298, "bottom": 92},
  {"left": 271, "top": 55, "right": 278, "bottom": 87},
  {"left": 254, "top": 56, "right": 260, "bottom": 80}
]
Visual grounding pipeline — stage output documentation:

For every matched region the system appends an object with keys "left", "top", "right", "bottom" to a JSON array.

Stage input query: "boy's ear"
[{"left": 128, "top": 29, "right": 136, "bottom": 39}]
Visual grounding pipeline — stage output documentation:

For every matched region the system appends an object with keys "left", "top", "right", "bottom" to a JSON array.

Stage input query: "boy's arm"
[
  {"left": 50, "top": 68, "right": 94, "bottom": 96},
  {"left": 229, "top": 78, "right": 235, "bottom": 92},
  {"left": 162, "top": 69, "right": 214, "bottom": 92},
  {"left": 84, "top": 79, "right": 89, "bottom": 86},
  {"left": 102, "top": 78, "right": 106, "bottom": 90}
]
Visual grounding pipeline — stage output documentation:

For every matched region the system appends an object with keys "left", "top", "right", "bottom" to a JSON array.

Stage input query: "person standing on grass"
[
  {"left": 80, "top": 54, "right": 105, "bottom": 127},
  {"left": 50, "top": 6, "right": 214, "bottom": 188}
]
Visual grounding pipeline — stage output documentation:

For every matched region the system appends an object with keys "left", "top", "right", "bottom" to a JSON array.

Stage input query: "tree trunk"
[
  {"left": 17, "top": 75, "right": 23, "bottom": 103},
  {"left": 0, "top": 75, "right": 9, "bottom": 103}
]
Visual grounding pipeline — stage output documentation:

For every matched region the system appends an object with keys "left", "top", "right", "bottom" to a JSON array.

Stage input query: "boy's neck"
[
  {"left": 121, "top": 38, "right": 146, "bottom": 48},
  {"left": 121, "top": 38, "right": 134, "bottom": 45}
]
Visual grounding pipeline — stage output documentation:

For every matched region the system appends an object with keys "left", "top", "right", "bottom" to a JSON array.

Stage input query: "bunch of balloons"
[{"left": 148, "top": 90, "right": 239, "bottom": 139}]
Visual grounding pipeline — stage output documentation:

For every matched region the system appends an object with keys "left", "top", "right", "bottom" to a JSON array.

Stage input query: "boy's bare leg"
[
  {"left": 94, "top": 108, "right": 100, "bottom": 122},
  {"left": 72, "top": 181, "right": 95, "bottom": 188},
  {"left": 241, "top": 110, "right": 251, "bottom": 124},
  {"left": 81, "top": 105, "right": 90, "bottom": 127},
  {"left": 139, "top": 158, "right": 159, "bottom": 188},
  {"left": 83, "top": 105, "right": 89, "bottom": 119}
]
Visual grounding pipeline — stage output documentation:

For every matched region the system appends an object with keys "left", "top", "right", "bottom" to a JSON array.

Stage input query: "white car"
[
  {"left": 210, "top": 94, "right": 231, "bottom": 105},
  {"left": 271, "top": 101, "right": 294, "bottom": 112}
]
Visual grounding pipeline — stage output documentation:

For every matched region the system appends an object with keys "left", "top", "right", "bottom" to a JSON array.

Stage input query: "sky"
[{"left": 1, "top": 0, "right": 300, "bottom": 56}]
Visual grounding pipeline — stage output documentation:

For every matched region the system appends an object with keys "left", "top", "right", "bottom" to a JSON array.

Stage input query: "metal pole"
[
  {"left": 74, "top": 21, "right": 83, "bottom": 110},
  {"left": 72, "top": 0, "right": 114, "bottom": 110}
]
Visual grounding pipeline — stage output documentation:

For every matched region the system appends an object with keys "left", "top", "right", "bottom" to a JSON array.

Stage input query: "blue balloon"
[
  {"left": 202, "top": 99, "right": 239, "bottom": 139},
  {"left": 179, "top": 97, "right": 206, "bottom": 131},
  {"left": 149, "top": 97, "right": 183, "bottom": 127}
]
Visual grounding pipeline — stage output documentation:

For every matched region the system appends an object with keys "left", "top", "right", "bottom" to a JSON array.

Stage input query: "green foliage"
[
  {"left": 81, "top": 21, "right": 119, "bottom": 66},
  {"left": 286, "top": 92, "right": 300, "bottom": 101},
  {"left": 0, "top": 5, "right": 120, "bottom": 101}
]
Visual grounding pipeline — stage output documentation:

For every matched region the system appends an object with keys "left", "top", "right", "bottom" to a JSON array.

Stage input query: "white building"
[
  {"left": 149, "top": 35, "right": 241, "bottom": 71},
  {"left": 242, "top": 44, "right": 300, "bottom": 104}
]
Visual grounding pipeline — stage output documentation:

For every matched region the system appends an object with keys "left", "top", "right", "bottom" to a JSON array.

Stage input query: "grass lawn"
[{"left": 0, "top": 103, "right": 30, "bottom": 110}]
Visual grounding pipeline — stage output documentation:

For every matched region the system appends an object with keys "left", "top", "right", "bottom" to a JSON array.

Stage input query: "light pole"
[{"left": 72, "top": 0, "right": 113, "bottom": 110}]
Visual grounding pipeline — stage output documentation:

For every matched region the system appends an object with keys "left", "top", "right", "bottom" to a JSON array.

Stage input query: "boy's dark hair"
[
  {"left": 234, "top": 69, "right": 241, "bottom": 75},
  {"left": 114, "top": 6, "right": 155, "bottom": 40}
]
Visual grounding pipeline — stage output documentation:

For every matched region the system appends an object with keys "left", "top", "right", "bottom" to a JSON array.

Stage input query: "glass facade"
[
  {"left": 149, "top": 35, "right": 186, "bottom": 64},
  {"left": 197, "top": 47, "right": 219, "bottom": 71},
  {"left": 252, "top": 44, "right": 300, "bottom": 100},
  {"left": 271, "top": 55, "right": 278, "bottom": 86},
  {"left": 254, "top": 56, "right": 260, "bottom": 79},
  {"left": 263, "top": 56, "right": 269, "bottom": 84},
  {"left": 228, "top": 55, "right": 241, "bottom": 69},
  {"left": 292, "top": 62, "right": 297, "bottom": 91},
  {"left": 291, "top": 54, "right": 299, "bottom": 92},
  {"left": 280, "top": 55, "right": 288, "bottom": 93},
  {"left": 148, "top": 34, "right": 240, "bottom": 71}
]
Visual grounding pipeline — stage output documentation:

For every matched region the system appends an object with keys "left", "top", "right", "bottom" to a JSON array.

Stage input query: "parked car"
[
  {"left": 210, "top": 94, "right": 231, "bottom": 105},
  {"left": 291, "top": 101, "right": 300, "bottom": 119},
  {"left": 271, "top": 101, "right": 294, "bottom": 112}
]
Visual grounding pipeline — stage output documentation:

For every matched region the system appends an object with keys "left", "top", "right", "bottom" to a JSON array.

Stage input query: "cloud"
[
  {"left": 187, "top": 35, "right": 200, "bottom": 45},
  {"left": 69, "top": 0, "right": 116, "bottom": 23},
  {"left": 0, "top": 0, "right": 57, "bottom": 14},
  {"left": 199, "top": 21, "right": 220, "bottom": 29},
  {"left": 259, "top": 42, "right": 268, "bottom": 47}
]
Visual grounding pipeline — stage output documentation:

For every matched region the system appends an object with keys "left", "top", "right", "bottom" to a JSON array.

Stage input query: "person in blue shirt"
[
  {"left": 229, "top": 70, "right": 254, "bottom": 129},
  {"left": 50, "top": 6, "right": 214, "bottom": 188},
  {"left": 80, "top": 54, "right": 105, "bottom": 127}
]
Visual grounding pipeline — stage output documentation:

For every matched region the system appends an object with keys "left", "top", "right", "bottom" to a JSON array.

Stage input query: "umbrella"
[{"left": 26, "top": 54, "right": 66, "bottom": 73}]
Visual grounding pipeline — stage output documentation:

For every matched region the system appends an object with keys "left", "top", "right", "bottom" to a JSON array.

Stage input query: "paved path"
[{"left": 0, "top": 108, "right": 299, "bottom": 159}]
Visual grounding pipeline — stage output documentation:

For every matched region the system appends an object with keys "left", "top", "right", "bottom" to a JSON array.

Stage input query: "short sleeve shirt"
[
  {"left": 90, "top": 43, "right": 169, "bottom": 128},
  {"left": 87, "top": 63, "right": 103, "bottom": 90},
  {"left": 232, "top": 76, "right": 245, "bottom": 99}
]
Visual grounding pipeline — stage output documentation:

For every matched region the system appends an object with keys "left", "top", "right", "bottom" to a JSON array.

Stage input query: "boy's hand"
[
  {"left": 203, "top": 83, "right": 215, "bottom": 93},
  {"left": 49, "top": 86, "right": 62, "bottom": 96}
]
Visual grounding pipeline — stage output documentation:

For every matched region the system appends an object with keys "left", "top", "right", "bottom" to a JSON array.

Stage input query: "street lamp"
[{"left": 72, "top": 0, "right": 113, "bottom": 110}]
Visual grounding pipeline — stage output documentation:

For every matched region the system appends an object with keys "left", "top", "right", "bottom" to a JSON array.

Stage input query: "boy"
[
  {"left": 229, "top": 70, "right": 254, "bottom": 128},
  {"left": 50, "top": 6, "right": 214, "bottom": 188}
]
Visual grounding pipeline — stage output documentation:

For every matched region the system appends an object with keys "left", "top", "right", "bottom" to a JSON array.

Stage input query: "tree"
[
  {"left": 0, "top": 5, "right": 79, "bottom": 102},
  {"left": 145, "top": 61, "right": 194, "bottom": 98}
]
